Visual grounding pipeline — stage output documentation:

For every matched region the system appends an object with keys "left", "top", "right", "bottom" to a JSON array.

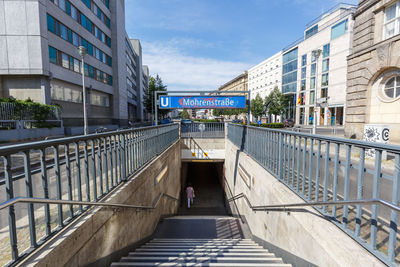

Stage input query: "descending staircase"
[{"left": 110, "top": 238, "right": 292, "bottom": 266}]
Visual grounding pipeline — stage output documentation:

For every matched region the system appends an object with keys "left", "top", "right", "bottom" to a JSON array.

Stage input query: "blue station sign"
[{"left": 159, "top": 96, "right": 246, "bottom": 109}]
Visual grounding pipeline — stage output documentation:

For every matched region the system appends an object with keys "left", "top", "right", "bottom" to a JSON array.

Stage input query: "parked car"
[
  {"left": 232, "top": 119, "right": 243, "bottom": 124},
  {"left": 161, "top": 118, "right": 172, "bottom": 124},
  {"left": 181, "top": 119, "right": 193, "bottom": 124},
  {"left": 284, "top": 119, "right": 295, "bottom": 127}
]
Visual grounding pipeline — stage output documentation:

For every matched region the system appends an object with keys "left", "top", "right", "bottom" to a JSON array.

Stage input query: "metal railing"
[
  {"left": 0, "top": 123, "right": 179, "bottom": 266},
  {"left": 227, "top": 193, "right": 400, "bottom": 213},
  {"left": 227, "top": 123, "right": 400, "bottom": 266},
  {"left": 180, "top": 122, "right": 225, "bottom": 138},
  {"left": 0, "top": 192, "right": 179, "bottom": 211}
]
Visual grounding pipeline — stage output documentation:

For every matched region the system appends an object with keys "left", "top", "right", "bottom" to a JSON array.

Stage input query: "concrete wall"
[
  {"left": 0, "top": 127, "right": 64, "bottom": 142},
  {"left": 21, "top": 140, "right": 181, "bottom": 267},
  {"left": 181, "top": 138, "right": 225, "bottom": 161},
  {"left": 223, "top": 139, "right": 385, "bottom": 267}
]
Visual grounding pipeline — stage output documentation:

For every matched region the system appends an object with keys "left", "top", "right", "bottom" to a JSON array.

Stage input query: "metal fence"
[
  {"left": 0, "top": 102, "right": 61, "bottom": 121},
  {"left": 0, "top": 123, "right": 179, "bottom": 266},
  {"left": 180, "top": 122, "right": 225, "bottom": 138},
  {"left": 227, "top": 123, "right": 400, "bottom": 266}
]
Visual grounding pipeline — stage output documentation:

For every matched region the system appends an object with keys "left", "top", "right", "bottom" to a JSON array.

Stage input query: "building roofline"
[
  {"left": 248, "top": 51, "right": 282, "bottom": 72},
  {"left": 218, "top": 71, "right": 248, "bottom": 90},
  {"left": 305, "top": 3, "right": 357, "bottom": 29}
]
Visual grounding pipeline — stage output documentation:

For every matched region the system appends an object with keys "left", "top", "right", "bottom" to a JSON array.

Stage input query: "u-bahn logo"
[{"left": 160, "top": 96, "right": 169, "bottom": 108}]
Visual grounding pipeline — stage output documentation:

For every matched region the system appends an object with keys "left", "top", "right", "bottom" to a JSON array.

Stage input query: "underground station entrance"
[{"left": 179, "top": 162, "right": 226, "bottom": 216}]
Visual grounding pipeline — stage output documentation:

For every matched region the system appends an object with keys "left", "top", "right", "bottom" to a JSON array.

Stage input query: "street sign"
[
  {"left": 158, "top": 95, "right": 246, "bottom": 109},
  {"left": 316, "top": 97, "right": 327, "bottom": 104}
]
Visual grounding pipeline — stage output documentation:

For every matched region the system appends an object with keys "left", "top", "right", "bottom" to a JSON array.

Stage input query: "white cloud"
[{"left": 142, "top": 41, "right": 251, "bottom": 92}]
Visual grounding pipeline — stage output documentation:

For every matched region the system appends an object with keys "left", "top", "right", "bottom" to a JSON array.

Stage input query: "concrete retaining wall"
[
  {"left": 223, "top": 139, "right": 384, "bottom": 267},
  {"left": 0, "top": 127, "right": 64, "bottom": 141},
  {"left": 21, "top": 140, "right": 181, "bottom": 267}
]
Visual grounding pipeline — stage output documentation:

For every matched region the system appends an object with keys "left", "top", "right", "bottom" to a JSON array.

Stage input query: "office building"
[
  {"left": 282, "top": 4, "right": 356, "bottom": 126},
  {"left": 248, "top": 51, "right": 282, "bottom": 100},
  {"left": 0, "top": 0, "right": 148, "bottom": 132}
]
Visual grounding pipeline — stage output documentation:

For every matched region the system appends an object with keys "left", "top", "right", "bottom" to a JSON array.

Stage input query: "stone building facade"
[
  {"left": 346, "top": 0, "right": 400, "bottom": 143},
  {"left": 218, "top": 71, "right": 248, "bottom": 92}
]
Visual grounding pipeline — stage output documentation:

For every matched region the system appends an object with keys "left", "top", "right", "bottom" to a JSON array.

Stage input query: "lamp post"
[
  {"left": 312, "top": 49, "right": 322, "bottom": 135},
  {"left": 78, "top": 46, "right": 88, "bottom": 135}
]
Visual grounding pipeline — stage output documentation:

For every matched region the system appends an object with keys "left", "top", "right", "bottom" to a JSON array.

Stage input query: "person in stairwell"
[{"left": 186, "top": 184, "right": 195, "bottom": 208}]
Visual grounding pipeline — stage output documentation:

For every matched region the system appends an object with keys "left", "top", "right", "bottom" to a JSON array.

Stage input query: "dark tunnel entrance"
[{"left": 179, "top": 162, "right": 227, "bottom": 215}]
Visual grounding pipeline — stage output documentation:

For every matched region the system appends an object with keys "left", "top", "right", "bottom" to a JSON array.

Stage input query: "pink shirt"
[{"left": 186, "top": 187, "right": 194, "bottom": 198}]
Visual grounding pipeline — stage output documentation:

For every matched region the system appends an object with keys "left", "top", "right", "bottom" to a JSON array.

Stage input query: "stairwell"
[{"left": 110, "top": 216, "right": 291, "bottom": 267}]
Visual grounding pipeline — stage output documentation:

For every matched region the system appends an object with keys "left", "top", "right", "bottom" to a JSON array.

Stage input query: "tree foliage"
[
  {"left": 180, "top": 109, "right": 190, "bottom": 119},
  {"left": 265, "top": 86, "right": 286, "bottom": 116},
  {"left": 144, "top": 74, "right": 169, "bottom": 119},
  {"left": 213, "top": 107, "right": 247, "bottom": 116},
  {"left": 250, "top": 93, "right": 264, "bottom": 119}
]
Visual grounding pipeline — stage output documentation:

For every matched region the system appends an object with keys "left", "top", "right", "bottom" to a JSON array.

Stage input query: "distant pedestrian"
[{"left": 186, "top": 184, "right": 195, "bottom": 208}]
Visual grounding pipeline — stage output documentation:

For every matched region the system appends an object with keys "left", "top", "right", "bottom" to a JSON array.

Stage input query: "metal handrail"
[
  {"left": 227, "top": 193, "right": 400, "bottom": 212},
  {"left": 228, "top": 123, "right": 400, "bottom": 153},
  {"left": 0, "top": 192, "right": 179, "bottom": 211}
]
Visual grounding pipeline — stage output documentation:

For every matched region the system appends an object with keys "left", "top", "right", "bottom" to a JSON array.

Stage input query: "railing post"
[
  {"left": 74, "top": 142, "right": 83, "bottom": 212},
  {"left": 371, "top": 149, "right": 382, "bottom": 250},
  {"left": 53, "top": 146, "right": 64, "bottom": 227},
  {"left": 40, "top": 149, "right": 51, "bottom": 236},
  {"left": 4, "top": 155, "right": 18, "bottom": 261},
  {"left": 64, "top": 144, "right": 74, "bottom": 219},
  {"left": 278, "top": 132, "right": 284, "bottom": 181},
  {"left": 322, "top": 141, "right": 330, "bottom": 213},
  {"left": 388, "top": 154, "right": 400, "bottom": 261}
]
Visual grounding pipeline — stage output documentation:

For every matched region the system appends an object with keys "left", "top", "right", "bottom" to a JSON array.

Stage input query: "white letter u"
[{"left": 161, "top": 97, "right": 169, "bottom": 107}]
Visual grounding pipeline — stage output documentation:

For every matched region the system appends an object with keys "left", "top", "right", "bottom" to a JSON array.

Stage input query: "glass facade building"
[{"left": 282, "top": 48, "right": 298, "bottom": 94}]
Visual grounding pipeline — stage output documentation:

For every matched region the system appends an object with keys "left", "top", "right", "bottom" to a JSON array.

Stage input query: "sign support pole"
[{"left": 154, "top": 91, "right": 158, "bottom": 126}]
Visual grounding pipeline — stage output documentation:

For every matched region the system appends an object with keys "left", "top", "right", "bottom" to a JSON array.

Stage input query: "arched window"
[{"left": 383, "top": 76, "right": 400, "bottom": 99}]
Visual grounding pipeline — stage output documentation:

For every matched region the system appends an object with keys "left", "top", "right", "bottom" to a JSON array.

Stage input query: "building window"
[
  {"left": 311, "top": 63, "right": 316, "bottom": 76},
  {"left": 301, "top": 67, "right": 306, "bottom": 79},
  {"left": 47, "top": 14, "right": 56, "bottom": 33},
  {"left": 301, "top": 79, "right": 306, "bottom": 91},
  {"left": 384, "top": 2, "right": 400, "bottom": 39},
  {"left": 331, "top": 19, "right": 348, "bottom": 39},
  {"left": 310, "top": 77, "right": 315, "bottom": 89},
  {"left": 322, "top": 73, "right": 329, "bottom": 86},
  {"left": 60, "top": 24, "right": 68, "bottom": 40},
  {"left": 322, "top": 59, "right": 329, "bottom": 72},
  {"left": 305, "top": 24, "right": 318, "bottom": 39},
  {"left": 310, "top": 90, "right": 315, "bottom": 104},
  {"left": 321, "top": 88, "right": 328, "bottom": 98},
  {"left": 302, "top": 54, "right": 307, "bottom": 66},
  {"left": 49, "top": 46, "right": 57, "bottom": 64},
  {"left": 62, "top": 53, "right": 69, "bottom": 68},
  {"left": 323, "top": 44, "right": 330, "bottom": 58},
  {"left": 384, "top": 76, "right": 400, "bottom": 98}
]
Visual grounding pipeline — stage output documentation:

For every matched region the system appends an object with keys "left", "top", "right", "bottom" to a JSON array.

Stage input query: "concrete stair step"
[
  {"left": 142, "top": 245, "right": 263, "bottom": 249},
  {"left": 136, "top": 248, "right": 269, "bottom": 253},
  {"left": 111, "top": 262, "right": 292, "bottom": 267},
  {"left": 146, "top": 241, "right": 257, "bottom": 247},
  {"left": 119, "top": 256, "right": 284, "bottom": 263},
  {"left": 151, "top": 241, "right": 254, "bottom": 242},
  {"left": 129, "top": 252, "right": 275, "bottom": 257},
  {"left": 148, "top": 240, "right": 255, "bottom": 243}
]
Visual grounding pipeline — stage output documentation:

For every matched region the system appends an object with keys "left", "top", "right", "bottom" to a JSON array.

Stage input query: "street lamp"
[
  {"left": 312, "top": 49, "right": 322, "bottom": 135},
  {"left": 78, "top": 46, "right": 88, "bottom": 135}
]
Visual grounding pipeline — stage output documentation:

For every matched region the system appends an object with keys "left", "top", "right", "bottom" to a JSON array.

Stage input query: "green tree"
[
  {"left": 180, "top": 109, "right": 190, "bottom": 119},
  {"left": 250, "top": 93, "right": 264, "bottom": 120},
  {"left": 265, "top": 86, "right": 286, "bottom": 121},
  {"left": 144, "top": 74, "right": 169, "bottom": 119}
]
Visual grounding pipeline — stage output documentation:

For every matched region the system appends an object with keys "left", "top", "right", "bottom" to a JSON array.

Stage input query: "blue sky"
[{"left": 125, "top": 0, "right": 358, "bottom": 91}]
